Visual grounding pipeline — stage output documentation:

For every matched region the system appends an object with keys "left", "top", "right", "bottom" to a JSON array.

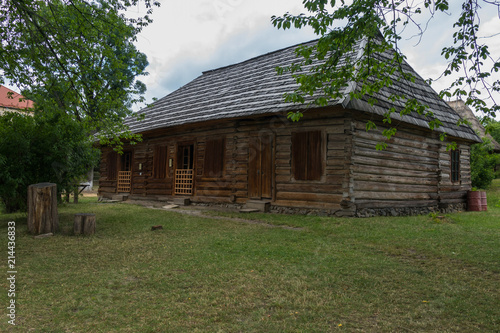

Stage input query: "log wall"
[
  {"left": 98, "top": 149, "right": 117, "bottom": 195},
  {"left": 350, "top": 112, "right": 471, "bottom": 214},
  {"left": 437, "top": 142, "right": 471, "bottom": 208},
  {"left": 271, "top": 110, "right": 352, "bottom": 212},
  {"left": 98, "top": 107, "right": 473, "bottom": 216}
]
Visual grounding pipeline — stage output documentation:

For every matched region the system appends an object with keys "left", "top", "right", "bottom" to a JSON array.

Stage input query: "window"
[
  {"left": 121, "top": 152, "right": 132, "bottom": 172},
  {"left": 291, "top": 130, "right": 323, "bottom": 181},
  {"left": 153, "top": 145, "right": 168, "bottom": 179},
  {"left": 451, "top": 149, "right": 460, "bottom": 182},
  {"left": 107, "top": 151, "right": 118, "bottom": 180},
  {"left": 204, "top": 137, "right": 225, "bottom": 177},
  {"left": 177, "top": 144, "right": 194, "bottom": 169}
]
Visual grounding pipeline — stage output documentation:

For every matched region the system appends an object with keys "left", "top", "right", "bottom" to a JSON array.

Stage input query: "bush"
[
  {"left": 0, "top": 111, "right": 99, "bottom": 213},
  {"left": 470, "top": 138, "right": 499, "bottom": 189}
]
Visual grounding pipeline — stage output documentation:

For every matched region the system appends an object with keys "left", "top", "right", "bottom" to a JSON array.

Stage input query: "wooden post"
[
  {"left": 74, "top": 213, "right": 96, "bottom": 235},
  {"left": 27, "top": 183, "right": 59, "bottom": 235}
]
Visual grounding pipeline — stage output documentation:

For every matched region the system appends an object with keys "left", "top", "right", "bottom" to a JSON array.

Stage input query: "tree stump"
[
  {"left": 74, "top": 213, "right": 96, "bottom": 235},
  {"left": 27, "top": 183, "right": 59, "bottom": 235}
]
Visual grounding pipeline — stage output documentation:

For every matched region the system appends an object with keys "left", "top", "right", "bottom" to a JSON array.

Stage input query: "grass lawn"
[{"left": 1, "top": 182, "right": 499, "bottom": 332}]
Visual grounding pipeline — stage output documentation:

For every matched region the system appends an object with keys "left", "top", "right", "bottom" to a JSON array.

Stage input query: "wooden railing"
[
  {"left": 175, "top": 169, "right": 193, "bottom": 195},
  {"left": 117, "top": 171, "right": 132, "bottom": 193}
]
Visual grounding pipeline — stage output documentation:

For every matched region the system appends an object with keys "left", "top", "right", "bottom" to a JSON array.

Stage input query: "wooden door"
[
  {"left": 117, "top": 151, "right": 132, "bottom": 193},
  {"left": 248, "top": 134, "right": 273, "bottom": 199},
  {"left": 175, "top": 144, "right": 194, "bottom": 195}
]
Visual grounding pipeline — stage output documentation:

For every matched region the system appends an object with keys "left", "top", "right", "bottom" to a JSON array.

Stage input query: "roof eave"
[{"left": 345, "top": 98, "right": 482, "bottom": 143}]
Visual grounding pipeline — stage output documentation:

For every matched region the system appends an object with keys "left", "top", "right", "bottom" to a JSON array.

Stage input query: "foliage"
[
  {"left": 0, "top": 112, "right": 99, "bottom": 213},
  {"left": 470, "top": 138, "right": 499, "bottom": 189},
  {"left": 0, "top": 0, "right": 160, "bottom": 148},
  {"left": 272, "top": 1, "right": 499, "bottom": 143},
  {"left": 483, "top": 118, "right": 500, "bottom": 145}
]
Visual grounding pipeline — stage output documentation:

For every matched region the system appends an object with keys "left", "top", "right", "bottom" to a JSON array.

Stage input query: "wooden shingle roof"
[{"left": 127, "top": 39, "right": 481, "bottom": 143}]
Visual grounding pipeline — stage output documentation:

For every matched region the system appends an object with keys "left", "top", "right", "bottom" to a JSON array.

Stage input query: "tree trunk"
[
  {"left": 73, "top": 187, "right": 79, "bottom": 204},
  {"left": 74, "top": 213, "right": 96, "bottom": 235},
  {"left": 27, "top": 183, "right": 59, "bottom": 235}
]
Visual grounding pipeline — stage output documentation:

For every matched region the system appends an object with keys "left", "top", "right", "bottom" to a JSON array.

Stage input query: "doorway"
[
  {"left": 248, "top": 134, "right": 273, "bottom": 199},
  {"left": 117, "top": 151, "right": 132, "bottom": 193},
  {"left": 175, "top": 144, "right": 194, "bottom": 195}
]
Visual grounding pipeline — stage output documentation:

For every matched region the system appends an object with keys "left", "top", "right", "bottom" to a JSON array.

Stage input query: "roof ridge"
[{"left": 340, "top": 36, "right": 369, "bottom": 107}]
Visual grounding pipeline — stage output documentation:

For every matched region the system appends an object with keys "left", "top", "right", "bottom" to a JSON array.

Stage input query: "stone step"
[
  {"left": 173, "top": 197, "right": 191, "bottom": 206},
  {"left": 242, "top": 200, "right": 270, "bottom": 212},
  {"left": 111, "top": 194, "right": 129, "bottom": 201}
]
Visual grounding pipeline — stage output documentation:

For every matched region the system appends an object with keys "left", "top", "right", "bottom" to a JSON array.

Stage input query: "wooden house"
[{"left": 98, "top": 40, "right": 481, "bottom": 217}]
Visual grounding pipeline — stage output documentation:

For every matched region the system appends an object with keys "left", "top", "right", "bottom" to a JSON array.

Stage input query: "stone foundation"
[
  {"left": 189, "top": 201, "right": 243, "bottom": 211},
  {"left": 270, "top": 206, "right": 353, "bottom": 217},
  {"left": 271, "top": 203, "right": 467, "bottom": 218},
  {"left": 105, "top": 193, "right": 467, "bottom": 218}
]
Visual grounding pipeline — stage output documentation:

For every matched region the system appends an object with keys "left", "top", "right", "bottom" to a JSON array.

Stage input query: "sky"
[
  {"left": 129, "top": 0, "right": 316, "bottom": 109},
  {"left": 3, "top": 0, "right": 499, "bottom": 116},
  {"left": 129, "top": 0, "right": 500, "bottom": 115}
]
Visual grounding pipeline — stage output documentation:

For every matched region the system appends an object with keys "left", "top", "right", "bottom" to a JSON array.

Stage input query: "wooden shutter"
[
  {"left": 307, "top": 130, "right": 323, "bottom": 181},
  {"left": 107, "top": 151, "right": 118, "bottom": 180},
  {"left": 204, "top": 137, "right": 225, "bottom": 177},
  {"left": 292, "top": 132, "right": 308, "bottom": 180},
  {"left": 153, "top": 146, "right": 168, "bottom": 179},
  {"left": 292, "top": 131, "right": 323, "bottom": 181}
]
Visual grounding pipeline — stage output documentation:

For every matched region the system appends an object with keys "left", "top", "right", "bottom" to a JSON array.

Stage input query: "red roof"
[{"left": 0, "top": 85, "right": 34, "bottom": 110}]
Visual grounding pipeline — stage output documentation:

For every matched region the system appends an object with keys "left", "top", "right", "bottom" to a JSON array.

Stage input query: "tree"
[
  {"left": 0, "top": 111, "right": 99, "bottom": 213},
  {"left": 272, "top": 1, "right": 499, "bottom": 146},
  {"left": 484, "top": 118, "right": 500, "bottom": 145},
  {"left": 0, "top": 0, "right": 159, "bottom": 146},
  {"left": 0, "top": 1, "right": 160, "bottom": 211},
  {"left": 470, "top": 138, "right": 498, "bottom": 189}
]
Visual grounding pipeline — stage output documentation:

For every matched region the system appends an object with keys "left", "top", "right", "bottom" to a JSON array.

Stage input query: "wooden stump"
[
  {"left": 74, "top": 213, "right": 96, "bottom": 235},
  {"left": 27, "top": 183, "right": 59, "bottom": 235}
]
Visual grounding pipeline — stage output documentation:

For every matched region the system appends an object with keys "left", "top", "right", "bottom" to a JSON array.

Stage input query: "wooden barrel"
[
  {"left": 480, "top": 191, "right": 488, "bottom": 211},
  {"left": 467, "top": 191, "right": 482, "bottom": 211}
]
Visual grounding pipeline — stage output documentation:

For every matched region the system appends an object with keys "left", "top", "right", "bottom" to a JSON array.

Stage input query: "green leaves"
[
  {"left": 470, "top": 138, "right": 498, "bottom": 189},
  {"left": 0, "top": 0, "right": 157, "bottom": 148},
  {"left": 439, "top": 1, "right": 499, "bottom": 119},
  {"left": 0, "top": 111, "right": 99, "bottom": 212},
  {"left": 273, "top": 0, "right": 499, "bottom": 147}
]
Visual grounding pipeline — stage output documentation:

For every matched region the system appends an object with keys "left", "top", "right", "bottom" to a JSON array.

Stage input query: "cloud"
[
  {"left": 134, "top": 0, "right": 499, "bottom": 116},
  {"left": 134, "top": 0, "right": 316, "bottom": 110}
]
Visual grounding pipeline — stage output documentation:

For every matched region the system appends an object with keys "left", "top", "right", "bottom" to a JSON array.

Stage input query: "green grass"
[{"left": 1, "top": 182, "right": 499, "bottom": 332}]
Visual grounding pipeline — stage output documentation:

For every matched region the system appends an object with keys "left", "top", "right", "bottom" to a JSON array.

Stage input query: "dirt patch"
[{"left": 124, "top": 199, "right": 303, "bottom": 231}]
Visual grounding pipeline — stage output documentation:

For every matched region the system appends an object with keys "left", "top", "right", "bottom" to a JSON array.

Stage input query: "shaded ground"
[{"left": 121, "top": 198, "right": 303, "bottom": 230}]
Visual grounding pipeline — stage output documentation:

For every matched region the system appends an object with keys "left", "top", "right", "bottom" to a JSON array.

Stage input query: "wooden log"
[
  {"left": 276, "top": 191, "right": 343, "bottom": 204},
  {"left": 355, "top": 200, "right": 436, "bottom": 209},
  {"left": 273, "top": 199, "right": 342, "bottom": 210},
  {"left": 354, "top": 180, "right": 437, "bottom": 193},
  {"left": 74, "top": 213, "right": 96, "bottom": 235},
  {"left": 27, "top": 183, "right": 59, "bottom": 235},
  {"left": 276, "top": 183, "right": 342, "bottom": 194}
]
